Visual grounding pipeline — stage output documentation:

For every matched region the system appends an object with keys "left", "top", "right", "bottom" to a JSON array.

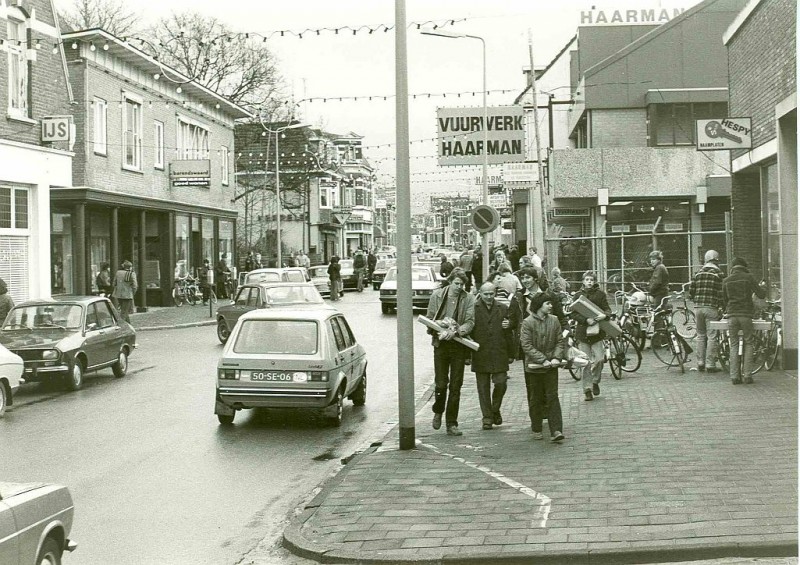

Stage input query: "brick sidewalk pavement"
[
  {"left": 128, "top": 304, "right": 217, "bottom": 331},
  {"left": 284, "top": 357, "right": 798, "bottom": 564}
]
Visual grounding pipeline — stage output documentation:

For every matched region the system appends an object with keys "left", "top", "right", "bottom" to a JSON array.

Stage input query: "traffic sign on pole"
[{"left": 471, "top": 204, "right": 500, "bottom": 233}]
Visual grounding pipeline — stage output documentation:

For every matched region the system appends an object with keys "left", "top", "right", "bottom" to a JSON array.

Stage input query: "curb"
[{"left": 134, "top": 320, "right": 216, "bottom": 332}]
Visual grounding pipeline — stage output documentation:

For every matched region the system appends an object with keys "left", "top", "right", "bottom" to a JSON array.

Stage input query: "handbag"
[{"left": 586, "top": 323, "right": 600, "bottom": 337}]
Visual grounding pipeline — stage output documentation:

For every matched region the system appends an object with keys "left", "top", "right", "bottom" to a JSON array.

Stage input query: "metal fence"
[{"left": 545, "top": 214, "right": 732, "bottom": 293}]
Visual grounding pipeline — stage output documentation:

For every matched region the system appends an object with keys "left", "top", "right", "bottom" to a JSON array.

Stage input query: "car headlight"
[{"left": 42, "top": 349, "right": 59, "bottom": 360}]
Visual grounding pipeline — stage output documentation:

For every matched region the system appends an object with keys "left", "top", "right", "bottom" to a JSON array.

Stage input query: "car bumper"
[
  {"left": 380, "top": 296, "right": 432, "bottom": 308},
  {"left": 216, "top": 386, "right": 335, "bottom": 409},
  {"left": 20, "top": 363, "right": 70, "bottom": 382}
]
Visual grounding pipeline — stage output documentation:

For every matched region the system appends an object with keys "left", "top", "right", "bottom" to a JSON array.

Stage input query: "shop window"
[
  {"left": 219, "top": 219, "right": 234, "bottom": 268},
  {"left": 649, "top": 102, "right": 728, "bottom": 147},
  {"left": 122, "top": 94, "right": 143, "bottom": 170},
  {"left": 51, "top": 211, "right": 73, "bottom": 294},
  {"left": 0, "top": 185, "right": 29, "bottom": 230},
  {"left": 93, "top": 98, "right": 107, "bottom": 155},
  {"left": 202, "top": 218, "right": 214, "bottom": 265},
  {"left": 6, "top": 11, "right": 28, "bottom": 119},
  {"left": 175, "top": 214, "right": 189, "bottom": 266}
]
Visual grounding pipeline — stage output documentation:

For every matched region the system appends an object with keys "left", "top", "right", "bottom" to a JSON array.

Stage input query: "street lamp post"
[
  {"left": 421, "top": 29, "right": 489, "bottom": 281},
  {"left": 259, "top": 121, "right": 308, "bottom": 268}
]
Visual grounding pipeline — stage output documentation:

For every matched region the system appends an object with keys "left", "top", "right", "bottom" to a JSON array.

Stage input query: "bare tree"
[
  {"left": 144, "top": 12, "right": 290, "bottom": 116},
  {"left": 59, "top": 0, "right": 140, "bottom": 36}
]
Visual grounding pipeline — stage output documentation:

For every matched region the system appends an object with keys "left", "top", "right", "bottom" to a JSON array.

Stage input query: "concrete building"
[
  {"left": 54, "top": 29, "right": 251, "bottom": 307},
  {"left": 0, "top": 0, "right": 73, "bottom": 302},
  {"left": 723, "top": 0, "right": 796, "bottom": 368}
]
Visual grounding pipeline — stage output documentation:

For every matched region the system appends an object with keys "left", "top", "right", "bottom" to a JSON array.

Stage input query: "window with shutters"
[
  {"left": 0, "top": 236, "right": 28, "bottom": 303},
  {"left": 6, "top": 11, "right": 28, "bottom": 118},
  {"left": 0, "top": 185, "right": 29, "bottom": 231}
]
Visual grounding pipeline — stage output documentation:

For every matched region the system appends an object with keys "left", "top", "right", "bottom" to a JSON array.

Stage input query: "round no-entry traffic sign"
[{"left": 471, "top": 205, "right": 500, "bottom": 233}]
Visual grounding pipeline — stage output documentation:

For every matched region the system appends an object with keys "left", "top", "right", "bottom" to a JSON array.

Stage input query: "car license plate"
[{"left": 250, "top": 371, "right": 307, "bottom": 382}]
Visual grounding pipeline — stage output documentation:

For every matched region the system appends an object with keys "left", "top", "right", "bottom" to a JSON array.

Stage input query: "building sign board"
[
  {"left": 436, "top": 106, "right": 526, "bottom": 166},
  {"left": 636, "top": 224, "right": 655, "bottom": 232},
  {"left": 611, "top": 225, "right": 631, "bottom": 233},
  {"left": 503, "top": 162, "right": 538, "bottom": 183},
  {"left": 488, "top": 193, "right": 508, "bottom": 209},
  {"left": 580, "top": 7, "right": 685, "bottom": 25},
  {"left": 170, "top": 159, "right": 211, "bottom": 187},
  {"left": 695, "top": 117, "right": 752, "bottom": 151},
  {"left": 41, "top": 116, "right": 71, "bottom": 142}
]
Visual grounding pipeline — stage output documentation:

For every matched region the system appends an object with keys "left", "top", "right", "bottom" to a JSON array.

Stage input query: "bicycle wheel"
[
  {"left": 187, "top": 288, "right": 199, "bottom": 305},
  {"left": 607, "top": 341, "right": 622, "bottom": 380},
  {"left": 672, "top": 308, "right": 697, "bottom": 340},
  {"left": 172, "top": 287, "right": 185, "bottom": 307},
  {"left": 717, "top": 334, "right": 730, "bottom": 373},
  {"left": 673, "top": 332, "right": 686, "bottom": 374},
  {"left": 764, "top": 326, "right": 782, "bottom": 370},
  {"left": 652, "top": 331, "right": 683, "bottom": 368},
  {"left": 750, "top": 330, "right": 769, "bottom": 375},
  {"left": 612, "top": 334, "right": 642, "bottom": 374}
]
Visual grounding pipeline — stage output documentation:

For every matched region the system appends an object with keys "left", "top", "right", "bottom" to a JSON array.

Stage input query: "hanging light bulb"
[
  {"left": 103, "top": 42, "right": 109, "bottom": 51},
  {"left": 89, "top": 42, "right": 96, "bottom": 51},
  {"left": 71, "top": 42, "right": 77, "bottom": 50},
  {"left": 176, "top": 86, "right": 182, "bottom": 93},
  {"left": 153, "top": 73, "right": 160, "bottom": 80}
]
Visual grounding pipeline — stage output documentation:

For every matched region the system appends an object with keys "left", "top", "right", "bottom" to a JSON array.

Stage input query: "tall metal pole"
[
  {"left": 480, "top": 37, "right": 489, "bottom": 282},
  {"left": 395, "top": 0, "right": 415, "bottom": 450},
  {"left": 275, "top": 132, "right": 282, "bottom": 268},
  {"left": 528, "top": 31, "right": 548, "bottom": 258}
]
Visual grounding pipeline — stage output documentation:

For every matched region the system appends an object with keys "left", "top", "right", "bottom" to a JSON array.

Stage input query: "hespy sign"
[
  {"left": 437, "top": 106, "right": 526, "bottom": 166},
  {"left": 695, "top": 117, "right": 752, "bottom": 151}
]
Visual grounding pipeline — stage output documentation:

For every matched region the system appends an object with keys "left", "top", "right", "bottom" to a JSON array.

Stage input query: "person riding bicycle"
[
  {"left": 722, "top": 257, "right": 767, "bottom": 384},
  {"left": 689, "top": 250, "right": 725, "bottom": 373},
  {"left": 648, "top": 250, "right": 670, "bottom": 324},
  {"left": 353, "top": 248, "right": 367, "bottom": 292},
  {"left": 198, "top": 258, "right": 212, "bottom": 305}
]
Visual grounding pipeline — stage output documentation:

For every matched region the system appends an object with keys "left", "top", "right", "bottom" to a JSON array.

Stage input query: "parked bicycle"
[
  {"left": 563, "top": 316, "right": 641, "bottom": 381},
  {"left": 713, "top": 299, "right": 782, "bottom": 376},
  {"left": 173, "top": 275, "right": 201, "bottom": 306},
  {"left": 759, "top": 299, "right": 782, "bottom": 371}
]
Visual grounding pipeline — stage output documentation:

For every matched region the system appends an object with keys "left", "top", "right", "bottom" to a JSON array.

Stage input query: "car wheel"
[
  {"left": 217, "top": 319, "right": 230, "bottom": 344},
  {"left": 217, "top": 413, "right": 235, "bottom": 425},
  {"left": 36, "top": 536, "right": 62, "bottom": 565},
  {"left": 351, "top": 370, "right": 366, "bottom": 406},
  {"left": 65, "top": 359, "right": 84, "bottom": 391},
  {"left": 112, "top": 350, "right": 128, "bottom": 378},
  {"left": 0, "top": 382, "right": 7, "bottom": 417},
  {"left": 381, "top": 303, "right": 390, "bottom": 315},
  {"left": 325, "top": 389, "right": 344, "bottom": 427}
]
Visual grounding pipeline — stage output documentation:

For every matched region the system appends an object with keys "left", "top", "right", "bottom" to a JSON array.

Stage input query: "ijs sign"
[
  {"left": 436, "top": 106, "right": 526, "bottom": 166},
  {"left": 41, "top": 116, "right": 72, "bottom": 142}
]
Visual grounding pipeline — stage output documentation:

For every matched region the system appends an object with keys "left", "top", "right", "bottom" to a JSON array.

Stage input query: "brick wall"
[
  {"left": 729, "top": 171, "right": 762, "bottom": 272},
  {"left": 68, "top": 58, "right": 236, "bottom": 212},
  {"left": 0, "top": 0, "right": 72, "bottom": 148},
  {"left": 728, "top": 0, "right": 797, "bottom": 157},
  {"left": 590, "top": 109, "right": 648, "bottom": 147}
]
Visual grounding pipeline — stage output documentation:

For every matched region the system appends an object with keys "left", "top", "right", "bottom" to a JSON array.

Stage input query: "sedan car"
[
  {"left": 0, "top": 343, "right": 23, "bottom": 417},
  {"left": 371, "top": 258, "right": 396, "bottom": 290},
  {"left": 379, "top": 265, "right": 441, "bottom": 314},
  {"left": 242, "top": 268, "right": 307, "bottom": 285},
  {"left": 308, "top": 265, "right": 334, "bottom": 297},
  {"left": 0, "top": 481, "right": 77, "bottom": 564},
  {"left": 216, "top": 282, "right": 329, "bottom": 344},
  {"left": 215, "top": 308, "right": 367, "bottom": 426},
  {"left": 0, "top": 296, "right": 137, "bottom": 390},
  {"left": 338, "top": 259, "right": 358, "bottom": 291}
]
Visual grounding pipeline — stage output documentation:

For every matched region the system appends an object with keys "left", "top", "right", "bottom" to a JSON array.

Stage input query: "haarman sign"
[
  {"left": 436, "top": 106, "right": 526, "bottom": 166},
  {"left": 580, "top": 8, "right": 685, "bottom": 25}
]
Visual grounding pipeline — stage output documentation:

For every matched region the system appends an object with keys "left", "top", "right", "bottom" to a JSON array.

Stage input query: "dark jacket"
[
  {"left": 426, "top": 284, "right": 475, "bottom": 348},
  {"left": 471, "top": 298, "right": 514, "bottom": 373},
  {"left": 570, "top": 284, "right": 611, "bottom": 344},
  {"left": 0, "top": 278, "right": 13, "bottom": 324},
  {"left": 327, "top": 261, "right": 341, "bottom": 281},
  {"left": 722, "top": 265, "right": 765, "bottom": 317},
  {"left": 472, "top": 251, "right": 483, "bottom": 281},
  {"left": 508, "top": 287, "right": 567, "bottom": 359},
  {"left": 439, "top": 260, "right": 454, "bottom": 279},
  {"left": 689, "top": 263, "right": 724, "bottom": 309},
  {"left": 520, "top": 312, "right": 565, "bottom": 369},
  {"left": 367, "top": 253, "right": 377, "bottom": 270},
  {"left": 649, "top": 262, "right": 670, "bottom": 306}
]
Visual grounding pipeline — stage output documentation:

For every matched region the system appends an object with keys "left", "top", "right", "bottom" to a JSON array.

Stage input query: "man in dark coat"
[
  {"left": 471, "top": 281, "right": 514, "bottom": 429},
  {"left": 722, "top": 257, "right": 767, "bottom": 384}
]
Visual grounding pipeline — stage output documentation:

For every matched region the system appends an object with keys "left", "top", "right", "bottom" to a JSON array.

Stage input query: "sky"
[{"left": 57, "top": 0, "right": 703, "bottom": 209}]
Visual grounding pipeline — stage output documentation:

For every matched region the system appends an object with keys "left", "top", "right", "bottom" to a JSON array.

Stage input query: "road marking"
[{"left": 417, "top": 440, "right": 551, "bottom": 527}]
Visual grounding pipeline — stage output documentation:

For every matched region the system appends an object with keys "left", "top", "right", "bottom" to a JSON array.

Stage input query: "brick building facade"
[
  {"left": 0, "top": 0, "right": 73, "bottom": 302},
  {"left": 724, "top": 0, "right": 797, "bottom": 368}
]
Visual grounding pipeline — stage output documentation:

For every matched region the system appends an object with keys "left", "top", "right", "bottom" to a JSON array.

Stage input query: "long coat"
[{"left": 471, "top": 298, "right": 514, "bottom": 373}]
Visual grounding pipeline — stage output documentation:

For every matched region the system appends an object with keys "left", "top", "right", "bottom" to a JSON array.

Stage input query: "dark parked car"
[
  {"left": 0, "top": 296, "right": 137, "bottom": 390},
  {"left": 216, "top": 282, "right": 330, "bottom": 344},
  {"left": 0, "top": 481, "right": 77, "bottom": 564},
  {"left": 371, "top": 258, "right": 396, "bottom": 290}
]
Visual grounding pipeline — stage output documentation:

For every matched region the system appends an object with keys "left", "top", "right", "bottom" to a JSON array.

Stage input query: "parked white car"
[{"left": 0, "top": 342, "right": 23, "bottom": 417}]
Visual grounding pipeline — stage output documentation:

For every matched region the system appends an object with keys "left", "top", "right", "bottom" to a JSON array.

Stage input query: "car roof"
[
  {"left": 238, "top": 307, "right": 338, "bottom": 322},
  {"left": 241, "top": 281, "right": 316, "bottom": 289},
  {"left": 14, "top": 295, "right": 100, "bottom": 307}
]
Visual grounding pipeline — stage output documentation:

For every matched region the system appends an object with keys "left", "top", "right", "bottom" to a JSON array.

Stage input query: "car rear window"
[
  {"left": 265, "top": 286, "right": 323, "bottom": 305},
  {"left": 385, "top": 268, "right": 433, "bottom": 282},
  {"left": 285, "top": 271, "right": 305, "bottom": 282},
  {"left": 233, "top": 320, "right": 318, "bottom": 355},
  {"left": 246, "top": 271, "right": 282, "bottom": 283}
]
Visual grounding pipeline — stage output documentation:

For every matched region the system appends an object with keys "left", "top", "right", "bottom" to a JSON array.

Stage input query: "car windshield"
[
  {"left": 385, "top": 268, "right": 433, "bottom": 282},
  {"left": 265, "top": 286, "right": 324, "bottom": 305},
  {"left": 3, "top": 304, "right": 83, "bottom": 330},
  {"left": 233, "top": 320, "right": 318, "bottom": 354},
  {"left": 246, "top": 271, "right": 282, "bottom": 283},
  {"left": 376, "top": 259, "right": 396, "bottom": 270},
  {"left": 285, "top": 271, "right": 306, "bottom": 282}
]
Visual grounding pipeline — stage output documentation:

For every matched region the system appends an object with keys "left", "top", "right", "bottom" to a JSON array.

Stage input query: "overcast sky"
[{"left": 56, "top": 0, "right": 702, "bottom": 205}]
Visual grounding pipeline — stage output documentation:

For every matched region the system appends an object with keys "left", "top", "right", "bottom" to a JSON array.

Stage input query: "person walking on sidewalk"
[
  {"left": 722, "top": 257, "right": 767, "bottom": 384},
  {"left": 111, "top": 260, "right": 138, "bottom": 323},
  {"left": 426, "top": 269, "right": 475, "bottom": 436},
  {"left": 327, "top": 256, "right": 341, "bottom": 301},
  {"left": 520, "top": 293, "right": 565, "bottom": 442},
  {"left": 0, "top": 278, "right": 14, "bottom": 324},
  {"left": 458, "top": 246, "right": 475, "bottom": 292},
  {"left": 689, "top": 250, "right": 725, "bottom": 373},
  {"left": 198, "top": 259, "right": 212, "bottom": 305},
  {"left": 471, "top": 282, "right": 515, "bottom": 430},
  {"left": 571, "top": 271, "right": 611, "bottom": 401}
]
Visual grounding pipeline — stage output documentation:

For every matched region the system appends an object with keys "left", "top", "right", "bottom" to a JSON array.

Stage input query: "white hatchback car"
[
  {"left": 0, "top": 343, "right": 23, "bottom": 417},
  {"left": 215, "top": 308, "right": 367, "bottom": 426}
]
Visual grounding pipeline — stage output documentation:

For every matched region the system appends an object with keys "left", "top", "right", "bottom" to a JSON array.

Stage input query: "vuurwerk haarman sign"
[{"left": 436, "top": 106, "right": 526, "bottom": 166}]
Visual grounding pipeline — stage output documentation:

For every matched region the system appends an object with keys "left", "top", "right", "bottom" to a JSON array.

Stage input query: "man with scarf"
[
  {"left": 471, "top": 282, "right": 514, "bottom": 430},
  {"left": 689, "top": 250, "right": 725, "bottom": 373},
  {"left": 426, "top": 268, "right": 475, "bottom": 436}
]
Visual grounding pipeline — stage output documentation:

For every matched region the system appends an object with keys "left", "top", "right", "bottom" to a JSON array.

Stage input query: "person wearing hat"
[
  {"left": 198, "top": 258, "right": 212, "bottom": 305},
  {"left": 689, "top": 250, "right": 725, "bottom": 373},
  {"left": 111, "top": 260, "right": 138, "bottom": 323},
  {"left": 520, "top": 291, "right": 565, "bottom": 443},
  {"left": 722, "top": 257, "right": 767, "bottom": 384}
]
